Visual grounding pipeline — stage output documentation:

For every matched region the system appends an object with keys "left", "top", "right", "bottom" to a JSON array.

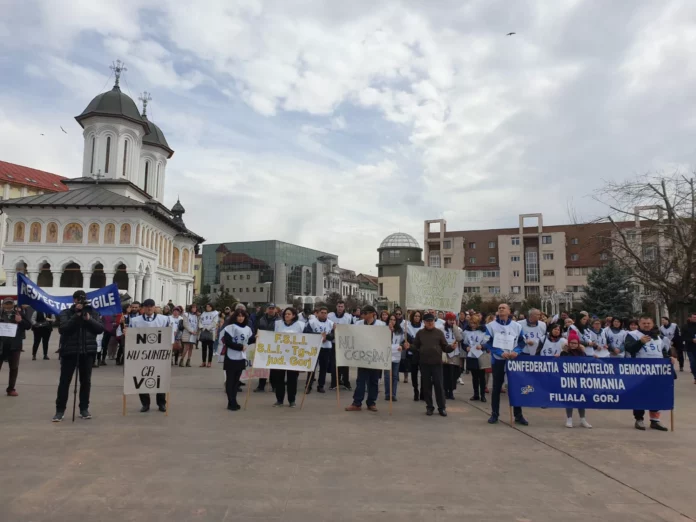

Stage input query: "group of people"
[{"left": 0, "top": 291, "right": 691, "bottom": 430}]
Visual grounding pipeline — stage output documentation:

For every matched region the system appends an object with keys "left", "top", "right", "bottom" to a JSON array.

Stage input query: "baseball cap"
[
  {"left": 2, "top": 297, "right": 15, "bottom": 304},
  {"left": 142, "top": 298, "right": 156, "bottom": 307},
  {"left": 73, "top": 290, "right": 86, "bottom": 300},
  {"left": 423, "top": 313, "right": 436, "bottom": 322}
]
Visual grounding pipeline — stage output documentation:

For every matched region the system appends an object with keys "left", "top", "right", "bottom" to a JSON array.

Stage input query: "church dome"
[
  {"left": 379, "top": 232, "right": 421, "bottom": 250},
  {"left": 142, "top": 116, "right": 174, "bottom": 158},
  {"left": 75, "top": 85, "right": 146, "bottom": 129}
]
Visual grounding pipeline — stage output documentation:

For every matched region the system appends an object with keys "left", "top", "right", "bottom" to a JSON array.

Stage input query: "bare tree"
[{"left": 593, "top": 172, "right": 696, "bottom": 320}]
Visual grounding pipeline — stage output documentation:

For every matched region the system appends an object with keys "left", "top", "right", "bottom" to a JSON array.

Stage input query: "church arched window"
[
  {"left": 144, "top": 161, "right": 150, "bottom": 194},
  {"left": 90, "top": 137, "right": 96, "bottom": 174},
  {"left": 122, "top": 138, "right": 129, "bottom": 177},
  {"left": 155, "top": 163, "right": 160, "bottom": 198},
  {"left": 104, "top": 136, "right": 111, "bottom": 174}
]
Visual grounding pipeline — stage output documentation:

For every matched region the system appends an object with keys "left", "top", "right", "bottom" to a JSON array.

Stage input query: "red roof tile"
[{"left": 0, "top": 160, "right": 68, "bottom": 193}]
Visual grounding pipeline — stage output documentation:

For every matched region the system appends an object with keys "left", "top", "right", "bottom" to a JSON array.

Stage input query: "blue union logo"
[{"left": 521, "top": 385, "right": 535, "bottom": 395}]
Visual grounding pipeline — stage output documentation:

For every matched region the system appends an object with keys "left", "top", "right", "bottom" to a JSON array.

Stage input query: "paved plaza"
[{"left": 2, "top": 340, "right": 696, "bottom": 522}]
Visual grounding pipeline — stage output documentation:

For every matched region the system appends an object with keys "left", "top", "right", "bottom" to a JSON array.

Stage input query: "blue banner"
[
  {"left": 506, "top": 356, "right": 674, "bottom": 411},
  {"left": 17, "top": 273, "right": 122, "bottom": 317}
]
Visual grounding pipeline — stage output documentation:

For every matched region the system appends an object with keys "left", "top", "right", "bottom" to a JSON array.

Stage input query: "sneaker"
[
  {"left": 52, "top": 411, "right": 64, "bottom": 422},
  {"left": 7, "top": 390, "right": 18, "bottom": 397},
  {"left": 580, "top": 418, "right": 592, "bottom": 429},
  {"left": 438, "top": 409, "right": 447, "bottom": 417},
  {"left": 515, "top": 416, "right": 529, "bottom": 426},
  {"left": 329, "top": 386, "right": 337, "bottom": 391},
  {"left": 488, "top": 415, "right": 499, "bottom": 424},
  {"left": 458, "top": 378, "right": 465, "bottom": 385},
  {"left": 344, "top": 384, "right": 352, "bottom": 391},
  {"left": 367, "top": 405, "right": 378, "bottom": 412},
  {"left": 565, "top": 418, "right": 573, "bottom": 428},
  {"left": 79, "top": 409, "right": 92, "bottom": 419},
  {"left": 426, "top": 408, "right": 434, "bottom": 416},
  {"left": 345, "top": 404, "right": 362, "bottom": 411},
  {"left": 289, "top": 402, "right": 296, "bottom": 408},
  {"left": 273, "top": 401, "right": 284, "bottom": 407},
  {"left": 634, "top": 420, "right": 646, "bottom": 430},
  {"left": 317, "top": 386, "right": 325, "bottom": 393},
  {"left": 650, "top": 421, "right": 668, "bottom": 432}
]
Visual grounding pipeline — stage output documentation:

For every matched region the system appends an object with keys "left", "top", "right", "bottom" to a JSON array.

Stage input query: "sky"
[{"left": 1, "top": 0, "right": 696, "bottom": 275}]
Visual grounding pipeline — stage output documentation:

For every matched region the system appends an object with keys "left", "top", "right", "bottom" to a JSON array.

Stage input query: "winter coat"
[
  {"left": 58, "top": 306, "right": 104, "bottom": 356},
  {"left": 0, "top": 307, "right": 31, "bottom": 359}
]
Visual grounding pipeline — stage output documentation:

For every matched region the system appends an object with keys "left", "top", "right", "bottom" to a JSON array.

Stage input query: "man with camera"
[
  {"left": 52, "top": 290, "right": 104, "bottom": 422},
  {"left": 0, "top": 297, "right": 32, "bottom": 397}
]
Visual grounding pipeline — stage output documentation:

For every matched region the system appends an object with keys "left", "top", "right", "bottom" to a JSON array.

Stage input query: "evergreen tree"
[{"left": 581, "top": 262, "right": 635, "bottom": 317}]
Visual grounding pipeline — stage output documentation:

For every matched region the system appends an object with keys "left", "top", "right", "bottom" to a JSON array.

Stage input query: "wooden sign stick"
[
  {"left": 335, "top": 360, "right": 341, "bottom": 410},
  {"left": 122, "top": 395, "right": 127, "bottom": 416},
  {"left": 243, "top": 375, "right": 253, "bottom": 410},
  {"left": 300, "top": 372, "right": 312, "bottom": 410}
]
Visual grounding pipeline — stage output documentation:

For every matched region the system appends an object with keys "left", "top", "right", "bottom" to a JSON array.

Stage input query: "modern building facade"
[
  {"left": 376, "top": 232, "right": 424, "bottom": 307},
  {"left": 423, "top": 214, "right": 622, "bottom": 304}
]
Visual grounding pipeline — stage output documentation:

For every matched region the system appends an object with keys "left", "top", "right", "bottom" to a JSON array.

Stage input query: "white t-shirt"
[{"left": 222, "top": 323, "right": 253, "bottom": 361}]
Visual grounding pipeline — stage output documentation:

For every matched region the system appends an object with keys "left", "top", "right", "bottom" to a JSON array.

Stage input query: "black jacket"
[
  {"left": 0, "top": 307, "right": 31, "bottom": 358},
  {"left": 681, "top": 322, "right": 696, "bottom": 353},
  {"left": 58, "top": 306, "right": 104, "bottom": 356}
]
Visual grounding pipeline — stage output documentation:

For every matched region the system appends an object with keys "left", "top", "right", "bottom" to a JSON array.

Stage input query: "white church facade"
[{"left": 0, "top": 62, "right": 203, "bottom": 306}]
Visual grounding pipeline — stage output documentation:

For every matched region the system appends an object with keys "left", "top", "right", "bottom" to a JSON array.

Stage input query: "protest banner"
[
  {"left": 17, "top": 273, "right": 122, "bottom": 316},
  {"left": 405, "top": 265, "right": 467, "bottom": 313},
  {"left": 254, "top": 330, "right": 322, "bottom": 372},
  {"left": 123, "top": 327, "right": 172, "bottom": 415},
  {"left": 240, "top": 345, "right": 270, "bottom": 381},
  {"left": 335, "top": 324, "right": 391, "bottom": 371},
  {"left": 506, "top": 356, "right": 674, "bottom": 411}
]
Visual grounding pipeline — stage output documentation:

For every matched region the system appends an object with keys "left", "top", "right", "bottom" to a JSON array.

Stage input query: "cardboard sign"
[
  {"left": 335, "top": 324, "right": 391, "bottom": 371},
  {"left": 253, "top": 330, "right": 322, "bottom": 372},
  {"left": 124, "top": 327, "right": 172, "bottom": 395},
  {"left": 405, "top": 265, "right": 466, "bottom": 313},
  {"left": 240, "top": 345, "right": 270, "bottom": 381}
]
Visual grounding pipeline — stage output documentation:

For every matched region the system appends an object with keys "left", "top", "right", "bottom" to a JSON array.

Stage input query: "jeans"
[
  {"left": 420, "top": 364, "right": 446, "bottom": 411},
  {"left": 32, "top": 329, "right": 52, "bottom": 358},
  {"left": 56, "top": 353, "right": 94, "bottom": 412},
  {"left": 224, "top": 357, "right": 245, "bottom": 407},
  {"left": 566, "top": 408, "right": 586, "bottom": 418},
  {"left": 686, "top": 351, "right": 696, "bottom": 380},
  {"left": 384, "top": 361, "right": 400, "bottom": 398},
  {"left": 0, "top": 351, "right": 21, "bottom": 392},
  {"left": 201, "top": 340, "right": 214, "bottom": 363},
  {"left": 352, "top": 368, "right": 380, "bottom": 407},
  {"left": 491, "top": 359, "right": 522, "bottom": 418}
]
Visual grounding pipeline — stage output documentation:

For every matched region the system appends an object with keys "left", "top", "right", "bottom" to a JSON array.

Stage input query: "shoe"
[
  {"left": 329, "top": 385, "right": 337, "bottom": 391},
  {"left": 199, "top": 363, "right": 206, "bottom": 367},
  {"left": 426, "top": 409, "right": 434, "bottom": 416},
  {"left": 273, "top": 401, "right": 284, "bottom": 407},
  {"left": 345, "top": 404, "right": 362, "bottom": 411},
  {"left": 207, "top": 362, "right": 212, "bottom": 367},
  {"left": 403, "top": 379, "right": 408, "bottom": 384},
  {"left": 580, "top": 418, "right": 592, "bottom": 429},
  {"left": 501, "top": 386, "right": 507, "bottom": 394},
  {"left": 253, "top": 387, "right": 265, "bottom": 393},
  {"left": 480, "top": 396, "right": 487, "bottom": 403},
  {"left": 485, "top": 387, "right": 490, "bottom": 393},
  {"left": 100, "top": 360, "right": 106, "bottom": 365},
  {"left": 306, "top": 387, "right": 312, "bottom": 394},
  {"left": 413, "top": 391, "right": 420, "bottom": 402},
  {"left": 92, "top": 363, "right": 99, "bottom": 368},
  {"left": 470, "top": 396, "right": 480, "bottom": 401},
  {"left": 179, "top": 360, "right": 184, "bottom": 367},
  {"left": 237, "top": 386, "right": 243, "bottom": 392},
  {"left": 458, "top": 378, "right": 465, "bottom": 385},
  {"left": 289, "top": 402, "right": 296, "bottom": 408},
  {"left": 227, "top": 404, "right": 241, "bottom": 411},
  {"left": 140, "top": 406, "right": 150, "bottom": 413},
  {"left": 7, "top": 390, "right": 18, "bottom": 397},
  {"left": 32, "top": 356, "right": 36, "bottom": 361},
  {"left": 158, "top": 405, "right": 167, "bottom": 412},
  {"left": 447, "top": 392, "right": 455, "bottom": 400},
  {"left": 52, "top": 411, "right": 64, "bottom": 422},
  {"left": 565, "top": 418, "right": 573, "bottom": 428},
  {"left": 679, "top": 367, "right": 683, "bottom": 372},
  {"left": 634, "top": 420, "right": 646, "bottom": 430},
  {"left": 185, "top": 360, "right": 191, "bottom": 367},
  {"left": 344, "top": 384, "right": 352, "bottom": 391},
  {"left": 515, "top": 416, "right": 529, "bottom": 426},
  {"left": 317, "top": 386, "right": 325, "bottom": 393},
  {"left": 79, "top": 409, "right": 92, "bottom": 419},
  {"left": 44, "top": 356, "right": 50, "bottom": 360},
  {"left": 367, "top": 405, "right": 378, "bottom": 412},
  {"left": 439, "top": 409, "right": 447, "bottom": 417},
  {"left": 391, "top": 397, "right": 397, "bottom": 402},
  {"left": 488, "top": 415, "right": 499, "bottom": 424},
  {"left": 650, "top": 421, "right": 668, "bottom": 432}
]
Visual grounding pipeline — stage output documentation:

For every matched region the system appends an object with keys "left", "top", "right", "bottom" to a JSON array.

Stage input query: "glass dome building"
[{"left": 377, "top": 232, "right": 423, "bottom": 307}]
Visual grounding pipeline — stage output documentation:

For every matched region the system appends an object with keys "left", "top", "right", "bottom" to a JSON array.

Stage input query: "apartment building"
[{"left": 424, "top": 214, "right": 623, "bottom": 302}]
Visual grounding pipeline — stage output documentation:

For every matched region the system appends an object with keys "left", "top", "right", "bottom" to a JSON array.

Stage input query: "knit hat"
[
  {"left": 445, "top": 312, "right": 457, "bottom": 321},
  {"left": 567, "top": 329, "right": 581, "bottom": 344}
]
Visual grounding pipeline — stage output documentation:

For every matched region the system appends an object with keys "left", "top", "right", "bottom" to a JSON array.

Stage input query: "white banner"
[
  {"left": 253, "top": 330, "right": 322, "bottom": 372},
  {"left": 123, "top": 327, "right": 172, "bottom": 395},
  {"left": 405, "top": 265, "right": 467, "bottom": 313},
  {"left": 335, "top": 324, "right": 391, "bottom": 370}
]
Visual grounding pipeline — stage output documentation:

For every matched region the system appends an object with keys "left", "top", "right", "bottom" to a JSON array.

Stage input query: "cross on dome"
[
  {"left": 110, "top": 59, "right": 127, "bottom": 88},
  {"left": 139, "top": 91, "right": 152, "bottom": 117}
]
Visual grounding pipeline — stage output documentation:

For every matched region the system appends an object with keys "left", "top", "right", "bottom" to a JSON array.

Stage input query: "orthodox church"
[{"left": 0, "top": 61, "right": 204, "bottom": 306}]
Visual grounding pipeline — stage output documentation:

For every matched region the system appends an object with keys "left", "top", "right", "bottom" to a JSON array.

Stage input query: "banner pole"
[
  {"left": 300, "top": 372, "right": 312, "bottom": 410},
  {"left": 389, "top": 365, "right": 393, "bottom": 416},
  {"left": 243, "top": 376, "right": 253, "bottom": 410},
  {"left": 165, "top": 393, "right": 169, "bottom": 417},
  {"left": 335, "top": 359, "right": 341, "bottom": 410},
  {"left": 670, "top": 408, "right": 674, "bottom": 432},
  {"left": 122, "top": 394, "right": 126, "bottom": 416}
]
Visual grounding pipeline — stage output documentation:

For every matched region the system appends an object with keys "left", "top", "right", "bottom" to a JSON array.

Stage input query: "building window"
[
  {"left": 525, "top": 250, "right": 539, "bottom": 283},
  {"left": 122, "top": 139, "right": 129, "bottom": 176},
  {"left": 246, "top": 288, "right": 249, "bottom": 292},
  {"left": 253, "top": 287, "right": 256, "bottom": 292},
  {"left": 90, "top": 137, "right": 96, "bottom": 174},
  {"left": 511, "top": 237, "right": 520, "bottom": 246},
  {"left": 379, "top": 283, "right": 383, "bottom": 296},
  {"left": 104, "top": 136, "right": 111, "bottom": 173},
  {"left": 488, "top": 256, "right": 496, "bottom": 264},
  {"left": 511, "top": 286, "right": 521, "bottom": 294},
  {"left": 566, "top": 285, "right": 581, "bottom": 292},
  {"left": 429, "top": 253, "right": 441, "bottom": 267},
  {"left": 542, "top": 253, "right": 554, "bottom": 261},
  {"left": 468, "top": 242, "right": 476, "bottom": 249},
  {"left": 144, "top": 161, "right": 150, "bottom": 194},
  {"left": 542, "top": 235, "right": 552, "bottom": 244},
  {"left": 543, "top": 285, "right": 555, "bottom": 293},
  {"left": 513, "top": 270, "right": 520, "bottom": 277},
  {"left": 443, "top": 240, "right": 452, "bottom": 250},
  {"left": 444, "top": 257, "right": 451, "bottom": 266},
  {"left": 463, "top": 287, "right": 480, "bottom": 294},
  {"left": 626, "top": 231, "right": 637, "bottom": 240},
  {"left": 468, "top": 257, "right": 476, "bottom": 264},
  {"left": 570, "top": 254, "right": 579, "bottom": 261},
  {"left": 511, "top": 255, "right": 520, "bottom": 262},
  {"left": 155, "top": 164, "right": 160, "bottom": 198},
  {"left": 570, "top": 238, "right": 579, "bottom": 245},
  {"left": 482, "top": 270, "right": 500, "bottom": 278},
  {"left": 488, "top": 241, "right": 496, "bottom": 249},
  {"left": 642, "top": 246, "right": 656, "bottom": 261},
  {"left": 488, "top": 286, "right": 500, "bottom": 294},
  {"left": 600, "top": 252, "right": 609, "bottom": 261},
  {"left": 543, "top": 269, "right": 555, "bottom": 276},
  {"left": 525, "top": 286, "right": 540, "bottom": 295},
  {"left": 388, "top": 249, "right": 400, "bottom": 259},
  {"left": 247, "top": 275, "right": 251, "bottom": 280}
]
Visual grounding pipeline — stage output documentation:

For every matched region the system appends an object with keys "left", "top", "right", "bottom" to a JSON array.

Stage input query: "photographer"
[
  {"left": 0, "top": 298, "right": 32, "bottom": 397},
  {"left": 52, "top": 290, "right": 104, "bottom": 422}
]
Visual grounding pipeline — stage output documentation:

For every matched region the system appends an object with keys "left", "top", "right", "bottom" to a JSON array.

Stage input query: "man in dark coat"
[{"left": 0, "top": 298, "right": 32, "bottom": 396}]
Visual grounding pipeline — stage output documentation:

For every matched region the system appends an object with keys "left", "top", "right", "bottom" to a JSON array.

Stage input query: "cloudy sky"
[{"left": 2, "top": 0, "right": 696, "bottom": 274}]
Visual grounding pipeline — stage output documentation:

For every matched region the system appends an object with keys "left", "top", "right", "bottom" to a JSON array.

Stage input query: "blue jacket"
[{"left": 483, "top": 316, "right": 525, "bottom": 360}]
